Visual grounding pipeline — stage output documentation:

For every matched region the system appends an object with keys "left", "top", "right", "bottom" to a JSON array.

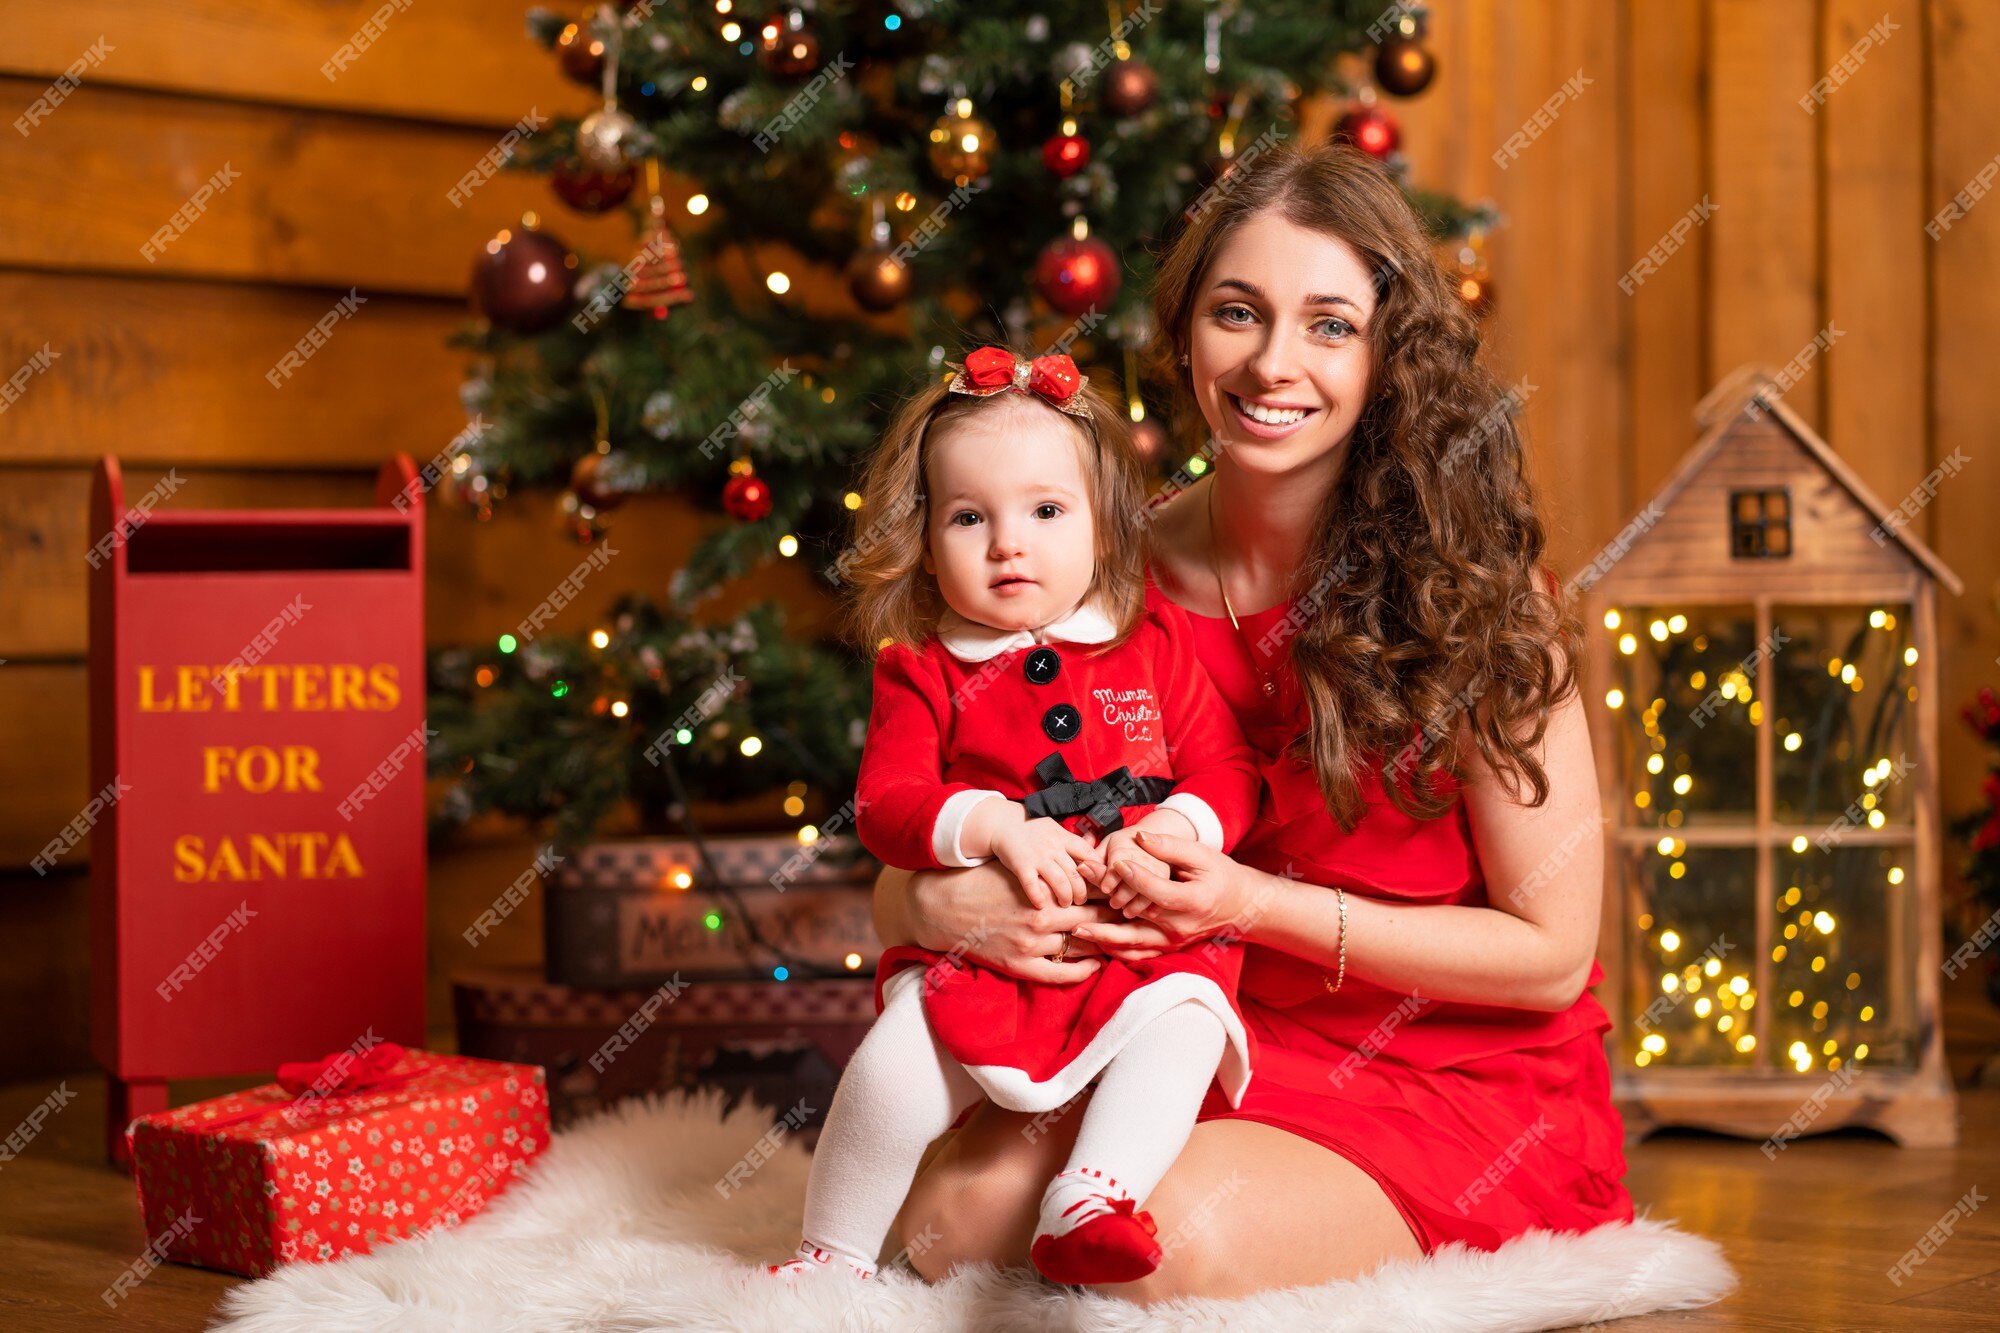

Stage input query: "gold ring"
[{"left": 1048, "top": 930, "right": 1072, "bottom": 963}]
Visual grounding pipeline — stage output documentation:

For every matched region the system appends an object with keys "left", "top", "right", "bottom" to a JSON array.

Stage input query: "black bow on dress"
[{"left": 1020, "top": 752, "right": 1175, "bottom": 835}]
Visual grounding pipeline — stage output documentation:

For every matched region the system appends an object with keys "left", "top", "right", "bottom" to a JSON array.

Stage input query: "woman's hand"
[
  {"left": 903, "top": 860, "right": 1145, "bottom": 984},
  {"left": 1076, "top": 829, "right": 1255, "bottom": 949}
]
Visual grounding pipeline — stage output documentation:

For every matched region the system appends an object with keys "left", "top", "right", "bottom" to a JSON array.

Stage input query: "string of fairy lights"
[
  {"left": 1602, "top": 603, "right": 1919, "bottom": 1076},
  {"left": 469, "top": 622, "right": 873, "bottom": 983}
]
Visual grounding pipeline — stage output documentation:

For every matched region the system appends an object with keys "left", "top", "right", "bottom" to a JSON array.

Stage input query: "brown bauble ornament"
[
  {"left": 722, "top": 471, "right": 774, "bottom": 522},
  {"left": 927, "top": 106, "right": 995, "bottom": 184},
  {"left": 1332, "top": 104, "right": 1400, "bottom": 160},
  {"left": 847, "top": 245, "right": 912, "bottom": 312},
  {"left": 470, "top": 225, "right": 578, "bottom": 333},
  {"left": 550, "top": 160, "right": 637, "bottom": 214},
  {"left": 1375, "top": 36, "right": 1437, "bottom": 97},
  {"left": 1101, "top": 58, "right": 1158, "bottom": 117},
  {"left": 571, "top": 451, "right": 636, "bottom": 510},
  {"left": 556, "top": 13, "right": 607, "bottom": 87},
  {"left": 1033, "top": 233, "right": 1121, "bottom": 317}
]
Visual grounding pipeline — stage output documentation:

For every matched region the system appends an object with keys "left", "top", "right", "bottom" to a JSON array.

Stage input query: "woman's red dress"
[{"left": 1162, "top": 579, "right": 1635, "bottom": 1255}]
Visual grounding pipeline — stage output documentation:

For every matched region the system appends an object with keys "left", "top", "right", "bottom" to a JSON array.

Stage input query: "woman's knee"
[
  {"left": 895, "top": 1100, "right": 1084, "bottom": 1280},
  {"left": 896, "top": 1149, "right": 1008, "bottom": 1280}
]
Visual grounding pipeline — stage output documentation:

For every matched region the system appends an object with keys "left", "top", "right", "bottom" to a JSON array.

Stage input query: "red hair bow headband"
[{"left": 946, "top": 346, "right": 1091, "bottom": 418}]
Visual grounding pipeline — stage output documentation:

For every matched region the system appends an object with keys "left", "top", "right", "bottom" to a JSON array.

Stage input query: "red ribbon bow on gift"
[
  {"left": 947, "top": 346, "right": 1091, "bottom": 418},
  {"left": 159, "top": 1042, "right": 417, "bottom": 1140},
  {"left": 276, "top": 1041, "right": 408, "bottom": 1096}
]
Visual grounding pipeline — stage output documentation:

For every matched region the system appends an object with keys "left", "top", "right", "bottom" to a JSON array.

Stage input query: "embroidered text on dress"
[{"left": 1092, "top": 686, "right": 1160, "bottom": 743}]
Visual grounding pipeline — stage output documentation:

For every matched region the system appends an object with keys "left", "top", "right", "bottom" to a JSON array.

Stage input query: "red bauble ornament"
[
  {"left": 1033, "top": 233, "right": 1121, "bottom": 317},
  {"left": 550, "top": 160, "right": 637, "bottom": 214},
  {"left": 722, "top": 471, "right": 773, "bottom": 521},
  {"left": 470, "top": 225, "right": 578, "bottom": 333},
  {"left": 1333, "top": 105, "right": 1400, "bottom": 160},
  {"left": 1041, "top": 129, "right": 1091, "bottom": 179}
]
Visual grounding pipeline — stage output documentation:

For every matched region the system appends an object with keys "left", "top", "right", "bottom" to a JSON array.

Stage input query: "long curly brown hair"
[
  {"left": 1147, "top": 141, "right": 1580, "bottom": 827},
  {"left": 838, "top": 357, "right": 1151, "bottom": 657}
]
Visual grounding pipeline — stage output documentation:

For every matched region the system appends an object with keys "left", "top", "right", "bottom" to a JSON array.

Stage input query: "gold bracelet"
[{"left": 1321, "top": 886, "right": 1347, "bottom": 994}]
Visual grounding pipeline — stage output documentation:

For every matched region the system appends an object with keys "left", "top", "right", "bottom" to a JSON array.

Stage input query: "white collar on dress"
[{"left": 936, "top": 597, "right": 1118, "bottom": 662}]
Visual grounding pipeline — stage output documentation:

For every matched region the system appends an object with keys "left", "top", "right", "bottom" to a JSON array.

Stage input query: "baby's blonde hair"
[{"left": 839, "top": 357, "right": 1150, "bottom": 657}]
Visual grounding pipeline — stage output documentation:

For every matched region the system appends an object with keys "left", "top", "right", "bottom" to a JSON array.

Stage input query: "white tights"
[{"left": 799, "top": 976, "right": 1228, "bottom": 1270}]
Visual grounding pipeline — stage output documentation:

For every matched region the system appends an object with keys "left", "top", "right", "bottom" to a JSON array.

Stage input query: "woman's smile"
[{"left": 1225, "top": 391, "right": 1320, "bottom": 438}]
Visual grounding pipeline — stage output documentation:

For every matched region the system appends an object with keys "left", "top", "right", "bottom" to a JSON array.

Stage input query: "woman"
[{"left": 871, "top": 142, "right": 1633, "bottom": 1304}]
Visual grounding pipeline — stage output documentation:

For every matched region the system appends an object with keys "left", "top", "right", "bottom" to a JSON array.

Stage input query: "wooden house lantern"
[{"left": 1580, "top": 366, "right": 1961, "bottom": 1147}]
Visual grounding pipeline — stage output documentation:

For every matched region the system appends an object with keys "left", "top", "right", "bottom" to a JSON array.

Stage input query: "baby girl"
[{"left": 764, "top": 346, "right": 1259, "bottom": 1287}]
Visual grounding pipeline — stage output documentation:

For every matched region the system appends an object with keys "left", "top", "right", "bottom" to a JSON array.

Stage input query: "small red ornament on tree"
[
  {"left": 723, "top": 467, "right": 773, "bottom": 521},
  {"left": 1041, "top": 124, "right": 1091, "bottom": 179},
  {"left": 1333, "top": 104, "right": 1400, "bottom": 160},
  {"left": 1033, "top": 227, "right": 1120, "bottom": 316}
]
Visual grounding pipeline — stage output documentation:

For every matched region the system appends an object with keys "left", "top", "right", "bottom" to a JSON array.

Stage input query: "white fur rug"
[{"left": 211, "top": 1088, "right": 1736, "bottom": 1332}]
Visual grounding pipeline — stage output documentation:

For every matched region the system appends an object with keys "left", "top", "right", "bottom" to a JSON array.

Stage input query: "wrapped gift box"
[
  {"left": 544, "top": 835, "right": 881, "bottom": 987},
  {"left": 126, "top": 1045, "right": 547, "bottom": 1277}
]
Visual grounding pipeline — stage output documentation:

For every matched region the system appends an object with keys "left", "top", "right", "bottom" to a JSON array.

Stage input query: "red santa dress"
[
  {"left": 859, "top": 594, "right": 1263, "bottom": 1114},
  {"left": 1158, "top": 573, "right": 1635, "bottom": 1255}
]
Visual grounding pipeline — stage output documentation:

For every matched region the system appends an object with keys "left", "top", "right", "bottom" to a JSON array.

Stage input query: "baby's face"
[{"left": 922, "top": 397, "right": 1098, "bottom": 633}]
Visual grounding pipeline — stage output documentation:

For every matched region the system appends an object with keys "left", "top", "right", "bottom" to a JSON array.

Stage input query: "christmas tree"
[{"left": 426, "top": 0, "right": 1493, "bottom": 850}]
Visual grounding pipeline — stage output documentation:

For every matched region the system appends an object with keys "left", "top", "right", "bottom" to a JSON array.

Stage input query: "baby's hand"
[
  {"left": 1094, "top": 825, "right": 1171, "bottom": 907},
  {"left": 992, "top": 816, "right": 1101, "bottom": 909}
]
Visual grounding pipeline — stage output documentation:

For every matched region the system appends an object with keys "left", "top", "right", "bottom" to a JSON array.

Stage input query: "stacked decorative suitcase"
[{"left": 452, "top": 835, "right": 882, "bottom": 1135}]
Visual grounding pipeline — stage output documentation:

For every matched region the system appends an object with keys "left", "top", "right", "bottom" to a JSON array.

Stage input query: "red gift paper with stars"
[{"left": 125, "top": 1046, "right": 548, "bottom": 1277}]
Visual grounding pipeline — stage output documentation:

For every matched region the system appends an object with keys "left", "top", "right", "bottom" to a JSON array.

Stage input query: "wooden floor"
[{"left": 0, "top": 1076, "right": 1995, "bottom": 1330}]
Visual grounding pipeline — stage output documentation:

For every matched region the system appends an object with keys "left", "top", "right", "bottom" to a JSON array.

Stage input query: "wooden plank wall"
[
  {"left": 1399, "top": 1, "right": 1997, "bottom": 945},
  {"left": 0, "top": 1, "right": 799, "bottom": 1076},
  {"left": 2, "top": 1, "right": 1998, "bottom": 1081}
]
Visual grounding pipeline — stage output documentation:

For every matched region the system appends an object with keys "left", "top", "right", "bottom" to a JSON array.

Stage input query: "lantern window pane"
[
  {"left": 1606, "top": 604, "right": 1758, "bottom": 827},
  {"left": 1766, "top": 842, "right": 1917, "bottom": 1071},
  {"left": 1770, "top": 604, "right": 1916, "bottom": 825},
  {"left": 1620, "top": 844, "right": 1759, "bottom": 1068}
]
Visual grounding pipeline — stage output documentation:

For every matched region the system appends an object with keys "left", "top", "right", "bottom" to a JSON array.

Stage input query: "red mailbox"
[{"left": 88, "top": 456, "right": 428, "bottom": 1165}]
